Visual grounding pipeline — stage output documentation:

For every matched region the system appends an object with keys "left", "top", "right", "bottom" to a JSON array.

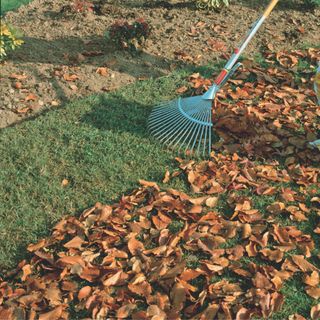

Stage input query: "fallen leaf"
[
  {"left": 205, "top": 197, "right": 218, "bottom": 208},
  {"left": 39, "top": 306, "right": 63, "bottom": 320},
  {"left": 176, "top": 86, "right": 188, "bottom": 93},
  {"left": 13, "top": 82, "right": 22, "bottom": 89},
  {"left": 21, "top": 264, "right": 32, "bottom": 281},
  {"left": 303, "top": 271, "right": 319, "bottom": 287},
  {"left": 163, "top": 170, "right": 170, "bottom": 183},
  {"left": 25, "top": 93, "right": 37, "bottom": 101},
  {"left": 9, "top": 73, "right": 27, "bottom": 80},
  {"left": 306, "top": 287, "right": 320, "bottom": 299},
  {"left": 117, "top": 304, "right": 137, "bottom": 319},
  {"left": 63, "top": 74, "right": 79, "bottom": 82},
  {"left": 311, "top": 304, "right": 320, "bottom": 320},
  {"left": 78, "top": 286, "right": 92, "bottom": 300},
  {"left": 61, "top": 179, "right": 69, "bottom": 187},
  {"left": 63, "top": 236, "right": 84, "bottom": 249},
  {"left": 96, "top": 67, "right": 108, "bottom": 76}
]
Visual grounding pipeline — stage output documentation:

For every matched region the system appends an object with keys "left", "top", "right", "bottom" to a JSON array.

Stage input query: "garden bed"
[{"left": 1, "top": 0, "right": 319, "bottom": 128}]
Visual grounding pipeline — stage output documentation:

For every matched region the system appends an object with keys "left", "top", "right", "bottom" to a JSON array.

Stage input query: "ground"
[{"left": 1, "top": 0, "right": 319, "bottom": 127}]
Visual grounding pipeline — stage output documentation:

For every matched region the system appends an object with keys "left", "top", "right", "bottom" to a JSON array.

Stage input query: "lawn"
[
  {"left": 0, "top": 59, "right": 319, "bottom": 318},
  {"left": 0, "top": 70, "right": 194, "bottom": 268},
  {"left": 1, "top": 0, "right": 31, "bottom": 13},
  {"left": 0, "top": 0, "right": 319, "bottom": 318}
]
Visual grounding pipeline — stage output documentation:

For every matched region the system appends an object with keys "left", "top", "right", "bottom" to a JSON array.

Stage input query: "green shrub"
[
  {"left": 304, "top": 0, "right": 320, "bottom": 8},
  {"left": 0, "top": 22, "right": 23, "bottom": 61},
  {"left": 195, "top": 0, "right": 230, "bottom": 9}
]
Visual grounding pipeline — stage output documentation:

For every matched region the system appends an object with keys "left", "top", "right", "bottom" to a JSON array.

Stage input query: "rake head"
[{"left": 148, "top": 95, "right": 213, "bottom": 156}]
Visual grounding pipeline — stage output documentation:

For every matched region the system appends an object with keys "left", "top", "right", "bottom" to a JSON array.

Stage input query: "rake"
[{"left": 148, "top": 0, "right": 279, "bottom": 155}]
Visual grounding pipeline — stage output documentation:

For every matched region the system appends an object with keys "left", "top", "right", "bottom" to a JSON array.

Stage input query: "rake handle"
[{"left": 213, "top": 0, "right": 279, "bottom": 86}]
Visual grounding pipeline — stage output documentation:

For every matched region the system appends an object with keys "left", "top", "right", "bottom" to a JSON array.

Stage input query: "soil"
[{"left": 1, "top": 0, "right": 319, "bottom": 128}]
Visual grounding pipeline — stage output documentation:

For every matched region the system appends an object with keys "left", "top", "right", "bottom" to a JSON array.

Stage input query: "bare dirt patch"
[{"left": 1, "top": 0, "right": 319, "bottom": 128}]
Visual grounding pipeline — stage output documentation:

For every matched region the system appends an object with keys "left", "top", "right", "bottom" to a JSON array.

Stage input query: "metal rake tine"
[
  {"left": 188, "top": 107, "right": 209, "bottom": 152},
  {"left": 148, "top": 107, "right": 180, "bottom": 127},
  {"left": 207, "top": 109, "right": 212, "bottom": 156},
  {"left": 171, "top": 115, "right": 199, "bottom": 149},
  {"left": 177, "top": 120, "right": 199, "bottom": 152},
  {"left": 182, "top": 106, "right": 208, "bottom": 152},
  {"left": 161, "top": 114, "right": 192, "bottom": 145},
  {"left": 197, "top": 109, "right": 208, "bottom": 155},
  {"left": 152, "top": 110, "right": 188, "bottom": 140}
]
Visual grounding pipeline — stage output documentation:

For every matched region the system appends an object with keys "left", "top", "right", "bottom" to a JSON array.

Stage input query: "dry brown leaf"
[
  {"left": 21, "top": 264, "right": 32, "bottom": 281},
  {"left": 117, "top": 304, "right": 137, "bottom": 319},
  {"left": 39, "top": 306, "right": 63, "bottom": 320},
  {"left": 78, "top": 286, "right": 92, "bottom": 300},
  {"left": 267, "top": 202, "right": 285, "bottom": 215},
  {"left": 63, "top": 236, "right": 84, "bottom": 249},
  {"left": 311, "top": 304, "right": 320, "bottom": 320},
  {"left": 176, "top": 86, "right": 188, "bottom": 93},
  {"left": 27, "top": 239, "right": 47, "bottom": 252},
  {"left": 44, "top": 283, "right": 62, "bottom": 307},
  {"left": 63, "top": 74, "right": 79, "bottom": 81},
  {"left": 9, "top": 73, "right": 27, "bottom": 80},
  {"left": 128, "top": 235, "right": 145, "bottom": 255},
  {"left": 303, "top": 271, "right": 319, "bottom": 287},
  {"left": 103, "top": 270, "right": 128, "bottom": 286},
  {"left": 139, "top": 179, "right": 160, "bottom": 191},
  {"left": 96, "top": 67, "right": 108, "bottom": 76},
  {"left": 163, "top": 170, "right": 170, "bottom": 183},
  {"left": 25, "top": 93, "right": 37, "bottom": 101},
  {"left": 205, "top": 197, "right": 218, "bottom": 208},
  {"left": 61, "top": 179, "right": 69, "bottom": 187},
  {"left": 292, "top": 255, "right": 319, "bottom": 272},
  {"left": 306, "top": 287, "right": 320, "bottom": 299}
]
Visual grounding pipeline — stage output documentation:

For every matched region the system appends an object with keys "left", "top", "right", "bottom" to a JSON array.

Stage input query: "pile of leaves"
[
  {"left": 0, "top": 150, "right": 320, "bottom": 319},
  {"left": 186, "top": 48, "right": 320, "bottom": 161}
]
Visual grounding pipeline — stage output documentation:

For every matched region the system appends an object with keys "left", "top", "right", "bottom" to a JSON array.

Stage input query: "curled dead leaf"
[{"left": 311, "top": 304, "right": 320, "bottom": 320}]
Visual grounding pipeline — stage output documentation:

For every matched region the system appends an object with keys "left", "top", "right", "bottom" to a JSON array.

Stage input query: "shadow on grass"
[
  {"left": 81, "top": 94, "right": 151, "bottom": 137},
  {"left": 12, "top": 35, "right": 185, "bottom": 77}
]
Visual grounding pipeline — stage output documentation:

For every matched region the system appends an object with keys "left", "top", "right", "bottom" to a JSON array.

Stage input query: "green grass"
[
  {"left": 1, "top": 0, "right": 31, "bottom": 14},
  {"left": 0, "top": 71, "right": 194, "bottom": 269},
  {"left": 0, "top": 54, "right": 318, "bottom": 318}
]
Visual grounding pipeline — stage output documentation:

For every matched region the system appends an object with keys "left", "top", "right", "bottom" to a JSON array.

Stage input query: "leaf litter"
[{"left": 0, "top": 48, "right": 320, "bottom": 319}]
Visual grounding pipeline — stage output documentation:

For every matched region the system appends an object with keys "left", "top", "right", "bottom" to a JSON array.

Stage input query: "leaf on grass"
[
  {"left": 25, "top": 93, "right": 37, "bottom": 101},
  {"left": 163, "top": 170, "right": 170, "bottom": 183},
  {"left": 61, "top": 179, "right": 69, "bottom": 187},
  {"left": 176, "top": 86, "right": 188, "bottom": 94},
  {"left": 306, "top": 287, "right": 320, "bottom": 299},
  {"left": 96, "top": 67, "right": 108, "bottom": 76},
  {"left": 138, "top": 179, "right": 160, "bottom": 191},
  {"left": 27, "top": 239, "right": 47, "bottom": 252},
  {"left": 9, "top": 73, "right": 27, "bottom": 80},
  {"left": 292, "top": 255, "right": 319, "bottom": 272},
  {"left": 63, "top": 74, "right": 79, "bottom": 81},
  {"left": 311, "top": 304, "right": 320, "bottom": 320}
]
